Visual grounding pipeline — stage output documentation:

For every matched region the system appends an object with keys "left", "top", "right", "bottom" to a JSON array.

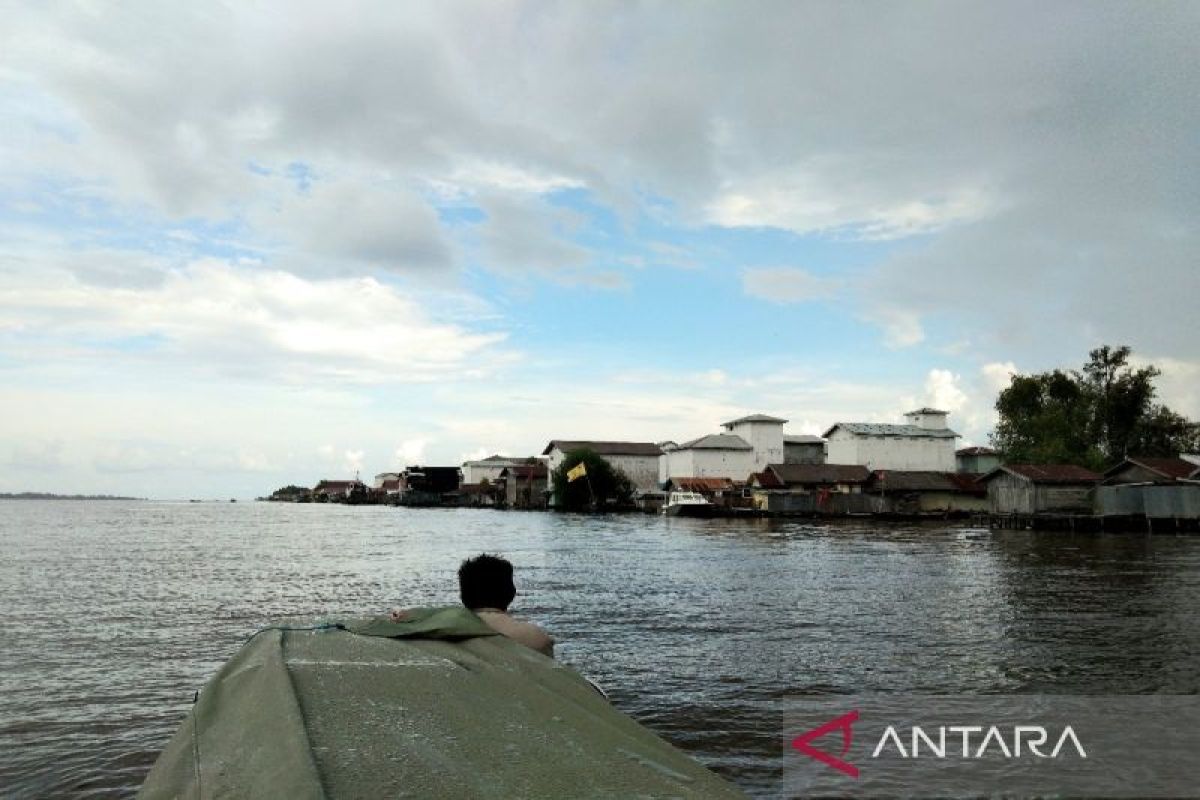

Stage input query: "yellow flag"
[{"left": 567, "top": 462, "right": 587, "bottom": 482}]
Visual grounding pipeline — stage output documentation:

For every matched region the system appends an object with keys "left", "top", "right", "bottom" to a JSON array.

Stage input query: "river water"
[{"left": 2, "top": 500, "right": 1198, "bottom": 798}]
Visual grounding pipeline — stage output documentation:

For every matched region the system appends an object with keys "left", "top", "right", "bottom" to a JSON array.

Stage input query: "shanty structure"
[
  {"left": 865, "top": 470, "right": 988, "bottom": 515},
  {"left": 1096, "top": 456, "right": 1200, "bottom": 525},
  {"left": 139, "top": 608, "right": 743, "bottom": 799},
  {"left": 978, "top": 464, "right": 1100, "bottom": 515},
  {"left": 748, "top": 463, "right": 875, "bottom": 515},
  {"left": 499, "top": 463, "right": 549, "bottom": 510}
]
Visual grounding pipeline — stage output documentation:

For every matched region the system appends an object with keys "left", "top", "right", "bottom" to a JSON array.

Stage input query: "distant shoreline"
[{"left": 0, "top": 493, "right": 145, "bottom": 501}]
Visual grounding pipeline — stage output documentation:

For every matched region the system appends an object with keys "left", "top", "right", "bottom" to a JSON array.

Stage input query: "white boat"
[{"left": 663, "top": 491, "right": 716, "bottom": 517}]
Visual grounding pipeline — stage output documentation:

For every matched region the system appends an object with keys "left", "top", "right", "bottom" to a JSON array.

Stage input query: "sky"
[{"left": 1, "top": 1, "right": 1197, "bottom": 499}]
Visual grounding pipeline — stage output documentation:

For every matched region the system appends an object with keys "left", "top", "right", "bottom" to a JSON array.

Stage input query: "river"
[{"left": 2, "top": 500, "right": 1198, "bottom": 798}]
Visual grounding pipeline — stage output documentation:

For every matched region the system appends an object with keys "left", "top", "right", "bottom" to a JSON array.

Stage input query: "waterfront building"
[
  {"left": 978, "top": 464, "right": 1100, "bottom": 515},
  {"left": 784, "top": 435, "right": 826, "bottom": 465},
  {"left": 461, "top": 455, "right": 539, "bottom": 485},
  {"left": 312, "top": 479, "right": 364, "bottom": 499},
  {"left": 499, "top": 463, "right": 549, "bottom": 510},
  {"left": 721, "top": 414, "right": 786, "bottom": 472},
  {"left": 1101, "top": 456, "right": 1200, "bottom": 485},
  {"left": 541, "top": 440, "right": 664, "bottom": 496},
  {"left": 658, "top": 434, "right": 754, "bottom": 484},
  {"left": 824, "top": 408, "right": 959, "bottom": 471},
  {"left": 956, "top": 446, "right": 1001, "bottom": 474},
  {"left": 865, "top": 470, "right": 988, "bottom": 514}
]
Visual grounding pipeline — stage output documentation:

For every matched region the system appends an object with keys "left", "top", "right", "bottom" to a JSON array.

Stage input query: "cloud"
[
  {"left": 742, "top": 267, "right": 839, "bottom": 304},
  {"left": 255, "top": 178, "right": 454, "bottom": 272},
  {"left": 0, "top": 259, "right": 512, "bottom": 383}
]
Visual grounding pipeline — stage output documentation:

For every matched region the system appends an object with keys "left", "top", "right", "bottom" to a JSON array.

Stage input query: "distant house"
[
  {"left": 499, "top": 463, "right": 549, "bottom": 510},
  {"left": 748, "top": 463, "right": 874, "bottom": 515},
  {"left": 312, "top": 479, "right": 363, "bottom": 499},
  {"left": 461, "top": 455, "right": 539, "bottom": 485},
  {"left": 373, "top": 472, "right": 401, "bottom": 490},
  {"left": 824, "top": 408, "right": 959, "bottom": 472},
  {"left": 784, "top": 435, "right": 826, "bottom": 465},
  {"left": 659, "top": 434, "right": 754, "bottom": 484},
  {"left": 865, "top": 470, "right": 988, "bottom": 514},
  {"left": 1102, "top": 456, "right": 1199, "bottom": 485},
  {"left": 458, "top": 482, "right": 501, "bottom": 508},
  {"left": 1097, "top": 457, "right": 1200, "bottom": 523},
  {"left": 956, "top": 446, "right": 1001, "bottom": 475},
  {"left": 720, "top": 414, "right": 787, "bottom": 472},
  {"left": 542, "top": 440, "right": 663, "bottom": 498},
  {"left": 978, "top": 464, "right": 1100, "bottom": 515},
  {"left": 397, "top": 466, "right": 461, "bottom": 505}
]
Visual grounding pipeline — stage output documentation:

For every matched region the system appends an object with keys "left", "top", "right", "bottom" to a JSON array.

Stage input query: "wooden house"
[{"left": 978, "top": 464, "right": 1100, "bottom": 515}]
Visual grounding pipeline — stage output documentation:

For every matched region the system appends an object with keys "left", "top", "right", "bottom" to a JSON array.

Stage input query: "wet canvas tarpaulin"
[{"left": 139, "top": 608, "right": 744, "bottom": 798}]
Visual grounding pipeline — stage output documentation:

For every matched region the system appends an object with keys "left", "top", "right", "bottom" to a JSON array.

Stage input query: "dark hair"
[{"left": 458, "top": 553, "right": 516, "bottom": 611}]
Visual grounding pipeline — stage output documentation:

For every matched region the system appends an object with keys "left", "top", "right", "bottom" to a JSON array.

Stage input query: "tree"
[
  {"left": 991, "top": 345, "right": 1199, "bottom": 469},
  {"left": 550, "top": 448, "right": 635, "bottom": 511}
]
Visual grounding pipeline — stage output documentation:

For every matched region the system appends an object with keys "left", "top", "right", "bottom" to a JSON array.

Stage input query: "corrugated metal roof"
[
  {"left": 981, "top": 464, "right": 1101, "bottom": 484},
  {"left": 751, "top": 470, "right": 785, "bottom": 489},
  {"left": 868, "top": 470, "right": 985, "bottom": 495},
  {"left": 784, "top": 435, "right": 825, "bottom": 444},
  {"left": 823, "top": 422, "right": 960, "bottom": 439},
  {"left": 956, "top": 446, "right": 997, "bottom": 456},
  {"left": 677, "top": 433, "right": 752, "bottom": 450},
  {"left": 543, "top": 440, "right": 664, "bottom": 457},
  {"left": 722, "top": 413, "right": 788, "bottom": 426},
  {"left": 906, "top": 407, "right": 948, "bottom": 415},
  {"left": 1106, "top": 457, "right": 1198, "bottom": 481},
  {"left": 767, "top": 463, "right": 871, "bottom": 485}
]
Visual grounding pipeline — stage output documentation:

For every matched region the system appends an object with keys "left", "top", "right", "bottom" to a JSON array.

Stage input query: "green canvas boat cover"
[{"left": 139, "top": 608, "right": 745, "bottom": 799}]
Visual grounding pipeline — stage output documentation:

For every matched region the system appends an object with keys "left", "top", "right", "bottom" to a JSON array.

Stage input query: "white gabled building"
[
  {"left": 823, "top": 408, "right": 959, "bottom": 472},
  {"left": 660, "top": 413, "right": 788, "bottom": 483},
  {"left": 720, "top": 414, "right": 786, "bottom": 472},
  {"left": 658, "top": 434, "right": 755, "bottom": 484}
]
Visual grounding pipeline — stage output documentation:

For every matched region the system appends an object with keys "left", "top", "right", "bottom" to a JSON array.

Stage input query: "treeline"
[{"left": 991, "top": 345, "right": 1199, "bottom": 470}]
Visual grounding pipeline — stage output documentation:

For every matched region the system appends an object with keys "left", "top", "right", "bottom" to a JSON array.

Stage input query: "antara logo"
[{"left": 792, "top": 711, "right": 1087, "bottom": 778}]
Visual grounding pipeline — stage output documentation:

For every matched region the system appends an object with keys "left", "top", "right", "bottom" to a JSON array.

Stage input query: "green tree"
[
  {"left": 991, "top": 345, "right": 1199, "bottom": 469},
  {"left": 550, "top": 448, "right": 635, "bottom": 511}
]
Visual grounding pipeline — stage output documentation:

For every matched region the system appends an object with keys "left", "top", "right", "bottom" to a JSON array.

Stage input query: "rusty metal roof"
[
  {"left": 980, "top": 464, "right": 1101, "bottom": 484},
  {"left": 750, "top": 470, "right": 785, "bottom": 489},
  {"left": 784, "top": 435, "right": 824, "bottom": 444},
  {"left": 767, "top": 463, "right": 871, "bottom": 485},
  {"left": 867, "top": 470, "right": 986, "bottom": 495},
  {"left": 665, "top": 477, "right": 736, "bottom": 492},
  {"left": 1105, "top": 457, "right": 1198, "bottom": 481}
]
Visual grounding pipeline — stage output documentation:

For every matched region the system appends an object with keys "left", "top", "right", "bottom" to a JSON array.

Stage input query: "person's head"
[{"left": 458, "top": 553, "right": 516, "bottom": 611}]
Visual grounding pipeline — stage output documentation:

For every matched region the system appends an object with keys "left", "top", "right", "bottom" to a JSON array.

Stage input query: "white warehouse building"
[
  {"left": 658, "top": 434, "right": 755, "bottom": 484},
  {"left": 659, "top": 413, "right": 788, "bottom": 484},
  {"left": 823, "top": 408, "right": 959, "bottom": 472}
]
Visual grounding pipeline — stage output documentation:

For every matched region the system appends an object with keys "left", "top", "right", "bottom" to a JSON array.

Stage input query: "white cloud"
[
  {"left": 0, "top": 259, "right": 512, "bottom": 383},
  {"left": 394, "top": 438, "right": 430, "bottom": 466},
  {"left": 742, "top": 267, "right": 838, "bottom": 304},
  {"left": 924, "top": 369, "right": 968, "bottom": 414},
  {"left": 868, "top": 306, "right": 925, "bottom": 349}
]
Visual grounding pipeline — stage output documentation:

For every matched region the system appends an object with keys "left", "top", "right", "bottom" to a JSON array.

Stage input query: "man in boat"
[
  {"left": 459, "top": 553, "right": 555, "bottom": 658},
  {"left": 393, "top": 553, "right": 555, "bottom": 658}
]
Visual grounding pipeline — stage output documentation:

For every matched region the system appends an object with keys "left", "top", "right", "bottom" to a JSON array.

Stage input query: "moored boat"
[{"left": 663, "top": 490, "right": 717, "bottom": 517}]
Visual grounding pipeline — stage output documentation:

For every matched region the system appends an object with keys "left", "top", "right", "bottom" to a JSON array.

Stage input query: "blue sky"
[{"left": 1, "top": 2, "right": 1197, "bottom": 498}]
